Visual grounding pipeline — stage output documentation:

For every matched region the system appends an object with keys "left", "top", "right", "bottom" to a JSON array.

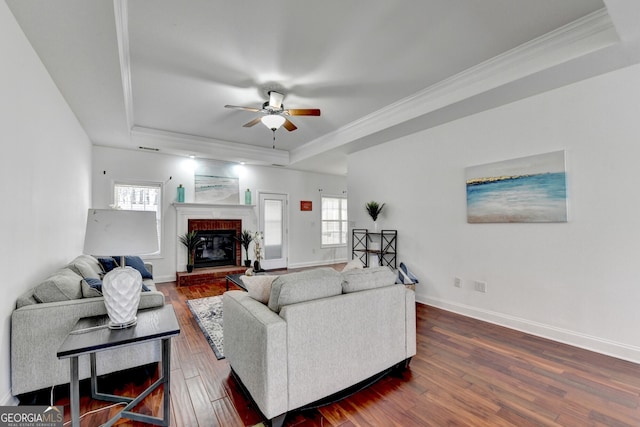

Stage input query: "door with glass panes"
[{"left": 258, "top": 192, "right": 288, "bottom": 270}]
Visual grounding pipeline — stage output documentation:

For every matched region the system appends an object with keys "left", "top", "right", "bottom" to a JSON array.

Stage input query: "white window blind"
[
  {"left": 114, "top": 182, "right": 162, "bottom": 255},
  {"left": 264, "top": 199, "right": 283, "bottom": 259},
  {"left": 321, "top": 196, "right": 348, "bottom": 246}
]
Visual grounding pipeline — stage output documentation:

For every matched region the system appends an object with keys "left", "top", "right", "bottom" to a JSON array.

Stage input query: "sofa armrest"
[
  {"left": 11, "top": 291, "right": 164, "bottom": 395},
  {"left": 223, "top": 291, "right": 288, "bottom": 419},
  {"left": 405, "top": 287, "right": 417, "bottom": 358}
]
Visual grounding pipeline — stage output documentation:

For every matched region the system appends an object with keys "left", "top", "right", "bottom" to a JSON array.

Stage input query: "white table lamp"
[{"left": 83, "top": 209, "right": 159, "bottom": 329}]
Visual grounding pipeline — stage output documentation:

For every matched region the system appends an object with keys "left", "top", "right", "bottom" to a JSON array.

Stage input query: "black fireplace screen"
[{"left": 194, "top": 229, "right": 237, "bottom": 268}]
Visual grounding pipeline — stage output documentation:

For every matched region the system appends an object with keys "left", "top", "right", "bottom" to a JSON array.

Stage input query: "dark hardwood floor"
[{"left": 49, "top": 268, "right": 640, "bottom": 426}]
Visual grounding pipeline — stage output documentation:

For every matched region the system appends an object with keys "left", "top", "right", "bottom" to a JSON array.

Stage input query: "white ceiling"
[{"left": 6, "top": 0, "right": 640, "bottom": 175}]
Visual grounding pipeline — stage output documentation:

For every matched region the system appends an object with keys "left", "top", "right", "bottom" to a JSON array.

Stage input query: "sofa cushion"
[
  {"left": 142, "top": 279, "right": 155, "bottom": 292},
  {"left": 73, "top": 255, "right": 104, "bottom": 276},
  {"left": 81, "top": 276, "right": 150, "bottom": 298},
  {"left": 341, "top": 266, "right": 397, "bottom": 293},
  {"left": 81, "top": 278, "right": 103, "bottom": 297},
  {"left": 67, "top": 258, "right": 102, "bottom": 279},
  {"left": 33, "top": 268, "right": 83, "bottom": 303},
  {"left": 268, "top": 268, "right": 342, "bottom": 313},
  {"left": 341, "top": 258, "right": 364, "bottom": 272},
  {"left": 115, "top": 255, "right": 153, "bottom": 279},
  {"left": 241, "top": 275, "right": 278, "bottom": 304},
  {"left": 16, "top": 290, "right": 38, "bottom": 308}
]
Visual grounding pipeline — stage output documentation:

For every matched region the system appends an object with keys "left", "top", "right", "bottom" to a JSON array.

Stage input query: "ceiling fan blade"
[
  {"left": 268, "top": 91, "right": 284, "bottom": 109},
  {"left": 225, "top": 105, "right": 262, "bottom": 113},
  {"left": 283, "top": 118, "right": 297, "bottom": 131},
  {"left": 243, "top": 117, "right": 263, "bottom": 128},
  {"left": 285, "top": 108, "right": 321, "bottom": 116}
]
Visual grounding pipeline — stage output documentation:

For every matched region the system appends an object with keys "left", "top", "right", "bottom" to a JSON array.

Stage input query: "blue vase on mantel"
[
  {"left": 177, "top": 185, "right": 185, "bottom": 203},
  {"left": 245, "top": 188, "right": 252, "bottom": 205}
]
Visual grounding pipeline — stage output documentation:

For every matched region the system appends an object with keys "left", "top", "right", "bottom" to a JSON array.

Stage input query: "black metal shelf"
[{"left": 352, "top": 229, "right": 397, "bottom": 268}]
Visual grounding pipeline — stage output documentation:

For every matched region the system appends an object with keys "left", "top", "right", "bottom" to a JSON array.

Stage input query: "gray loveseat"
[
  {"left": 223, "top": 266, "right": 416, "bottom": 427},
  {"left": 11, "top": 255, "right": 165, "bottom": 397}
]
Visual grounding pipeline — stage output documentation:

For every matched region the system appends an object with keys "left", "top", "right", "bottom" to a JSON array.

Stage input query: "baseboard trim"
[
  {"left": 417, "top": 294, "right": 640, "bottom": 365},
  {"left": 154, "top": 274, "right": 175, "bottom": 283},
  {"left": 1, "top": 389, "right": 19, "bottom": 406}
]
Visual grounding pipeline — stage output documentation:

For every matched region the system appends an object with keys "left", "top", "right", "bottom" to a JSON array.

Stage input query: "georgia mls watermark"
[{"left": 0, "top": 406, "right": 63, "bottom": 427}]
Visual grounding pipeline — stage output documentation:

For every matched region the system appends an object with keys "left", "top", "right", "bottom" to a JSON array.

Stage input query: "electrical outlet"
[
  {"left": 473, "top": 280, "right": 487, "bottom": 293},
  {"left": 454, "top": 277, "right": 461, "bottom": 288}
]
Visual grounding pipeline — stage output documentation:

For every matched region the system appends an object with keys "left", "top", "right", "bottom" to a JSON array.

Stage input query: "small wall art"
[
  {"left": 466, "top": 150, "right": 568, "bottom": 223},
  {"left": 300, "top": 201, "right": 312, "bottom": 211},
  {"left": 194, "top": 159, "right": 240, "bottom": 204}
]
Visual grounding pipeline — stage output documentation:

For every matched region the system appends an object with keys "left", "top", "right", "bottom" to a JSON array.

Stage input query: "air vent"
[
  {"left": 271, "top": 164, "right": 286, "bottom": 167},
  {"left": 138, "top": 146, "right": 159, "bottom": 152}
]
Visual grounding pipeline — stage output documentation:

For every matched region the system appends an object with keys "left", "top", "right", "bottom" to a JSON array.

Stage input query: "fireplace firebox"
[
  {"left": 194, "top": 230, "right": 236, "bottom": 268},
  {"left": 188, "top": 219, "right": 242, "bottom": 268}
]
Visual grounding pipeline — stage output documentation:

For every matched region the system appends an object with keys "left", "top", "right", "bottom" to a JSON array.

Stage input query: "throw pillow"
[
  {"left": 240, "top": 275, "right": 278, "bottom": 304},
  {"left": 341, "top": 258, "right": 364, "bottom": 272},
  {"left": 73, "top": 255, "right": 105, "bottom": 276},
  {"left": 81, "top": 278, "right": 103, "bottom": 298},
  {"left": 114, "top": 255, "right": 153, "bottom": 279},
  {"left": 67, "top": 259, "right": 101, "bottom": 279},
  {"left": 33, "top": 268, "right": 83, "bottom": 303},
  {"left": 341, "top": 266, "right": 397, "bottom": 293},
  {"left": 97, "top": 257, "right": 119, "bottom": 272},
  {"left": 397, "top": 268, "right": 413, "bottom": 285}
]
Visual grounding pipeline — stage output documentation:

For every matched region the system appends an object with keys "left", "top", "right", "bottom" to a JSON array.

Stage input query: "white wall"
[
  {"left": 348, "top": 63, "right": 640, "bottom": 363},
  {"left": 92, "top": 146, "right": 348, "bottom": 281},
  {"left": 1, "top": 3, "right": 92, "bottom": 404}
]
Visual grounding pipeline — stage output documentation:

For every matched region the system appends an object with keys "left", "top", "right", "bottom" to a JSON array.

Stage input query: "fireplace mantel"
[
  {"left": 174, "top": 202, "right": 257, "bottom": 272},
  {"left": 173, "top": 202, "right": 255, "bottom": 211}
]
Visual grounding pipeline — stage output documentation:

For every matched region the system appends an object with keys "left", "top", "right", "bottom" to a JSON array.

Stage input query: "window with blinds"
[
  {"left": 321, "top": 196, "right": 348, "bottom": 247},
  {"left": 113, "top": 182, "right": 162, "bottom": 255}
]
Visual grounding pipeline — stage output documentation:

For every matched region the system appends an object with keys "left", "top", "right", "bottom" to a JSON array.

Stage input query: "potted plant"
[
  {"left": 179, "top": 231, "right": 201, "bottom": 273},
  {"left": 253, "top": 231, "right": 264, "bottom": 272},
  {"left": 365, "top": 201, "right": 385, "bottom": 231},
  {"left": 234, "top": 229, "right": 254, "bottom": 267}
]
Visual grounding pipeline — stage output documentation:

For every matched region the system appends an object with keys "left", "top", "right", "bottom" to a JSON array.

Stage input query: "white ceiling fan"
[{"left": 225, "top": 91, "right": 321, "bottom": 148}]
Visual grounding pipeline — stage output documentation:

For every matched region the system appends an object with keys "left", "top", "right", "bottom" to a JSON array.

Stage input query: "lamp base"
[
  {"left": 102, "top": 267, "right": 142, "bottom": 329},
  {"left": 108, "top": 317, "right": 138, "bottom": 329}
]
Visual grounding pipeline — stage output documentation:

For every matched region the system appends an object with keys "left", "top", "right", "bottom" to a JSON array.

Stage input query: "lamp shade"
[
  {"left": 83, "top": 209, "right": 159, "bottom": 329},
  {"left": 261, "top": 114, "right": 286, "bottom": 130},
  {"left": 83, "top": 209, "right": 158, "bottom": 256}
]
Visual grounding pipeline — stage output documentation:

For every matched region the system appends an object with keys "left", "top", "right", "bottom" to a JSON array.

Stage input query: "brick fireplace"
[
  {"left": 188, "top": 219, "right": 242, "bottom": 268},
  {"left": 174, "top": 203, "right": 257, "bottom": 286}
]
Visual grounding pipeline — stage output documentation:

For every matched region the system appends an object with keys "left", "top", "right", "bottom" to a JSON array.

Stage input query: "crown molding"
[
  {"left": 603, "top": 0, "right": 640, "bottom": 42},
  {"left": 113, "top": 0, "right": 134, "bottom": 132},
  {"left": 131, "top": 126, "right": 290, "bottom": 165},
  {"left": 291, "top": 8, "right": 618, "bottom": 163}
]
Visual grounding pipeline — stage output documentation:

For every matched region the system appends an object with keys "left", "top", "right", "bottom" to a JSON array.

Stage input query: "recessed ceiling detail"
[{"left": 7, "top": 0, "right": 640, "bottom": 175}]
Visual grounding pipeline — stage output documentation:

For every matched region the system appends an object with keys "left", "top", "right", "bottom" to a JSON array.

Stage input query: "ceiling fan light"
[{"left": 261, "top": 114, "right": 286, "bottom": 130}]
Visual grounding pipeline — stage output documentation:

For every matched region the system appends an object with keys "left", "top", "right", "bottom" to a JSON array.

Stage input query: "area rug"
[{"left": 186, "top": 295, "right": 225, "bottom": 359}]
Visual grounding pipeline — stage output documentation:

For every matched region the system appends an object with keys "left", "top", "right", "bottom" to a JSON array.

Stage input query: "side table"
[
  {"left": 225, "top": 273, "right": 247, "bottom": 291},
  {"left": 57, "top": 305, "right": 180, "bottom": 427}
]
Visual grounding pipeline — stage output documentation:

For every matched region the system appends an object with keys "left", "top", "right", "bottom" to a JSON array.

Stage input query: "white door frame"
[{"left": 257, "top": 191, "right": 288, "bottom": 270}]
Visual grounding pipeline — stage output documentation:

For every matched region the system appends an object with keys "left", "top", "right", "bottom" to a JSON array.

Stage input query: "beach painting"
[
  {"left": 195, "top": 159, "right": 240, "bottom": 204},
  {"left": 466, "top": 151, "right": 567, "bottom": 223}
]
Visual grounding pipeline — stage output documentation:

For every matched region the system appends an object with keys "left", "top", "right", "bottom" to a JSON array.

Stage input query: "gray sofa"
[
  {"left": 223, "top": 266, "right": 416, "bottom": 427},
  {"left": 11, "top": 255, "right": 165, "bottom": 397}
]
